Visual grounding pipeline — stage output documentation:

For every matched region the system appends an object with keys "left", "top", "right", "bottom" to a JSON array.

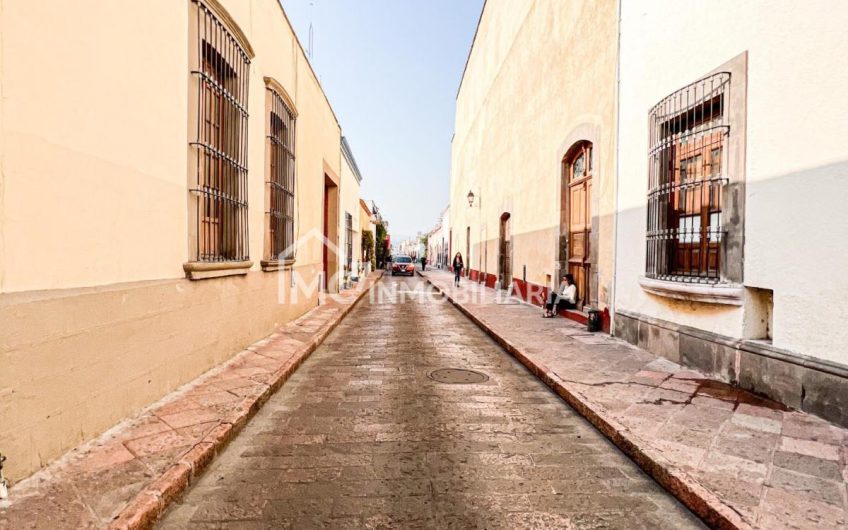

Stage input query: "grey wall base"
[{"left": 614, "top": 310, "right": 848, "bottom": 428}]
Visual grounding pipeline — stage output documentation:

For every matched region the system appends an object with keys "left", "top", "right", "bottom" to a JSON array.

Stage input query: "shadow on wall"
[{"left": 614, "top": 157, "right": 848, "bottom": 363}]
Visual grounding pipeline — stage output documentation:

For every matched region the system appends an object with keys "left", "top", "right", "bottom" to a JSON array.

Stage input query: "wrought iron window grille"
[
  {"left": 266, "top": 87, "right": 296, "bottom": 262},
  {"left": 646, "top": 72, "right": 731, "bottom": 284},
  {"left": 189, "top": 0, "right": 251, "bottom": 263},
  {"left": 345, "top": 213, "right": 354, "bottom": 272}
]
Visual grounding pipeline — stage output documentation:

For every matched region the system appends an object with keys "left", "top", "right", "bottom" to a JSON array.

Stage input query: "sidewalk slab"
[
  {"left": 0, "top": 272, "right": 383, "bottom": 530},
  {"left": 420, "top": 269, "right": 848, "bottom": 530}
]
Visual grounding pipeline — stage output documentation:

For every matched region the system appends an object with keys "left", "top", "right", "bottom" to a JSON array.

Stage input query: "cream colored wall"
[
  {"left": 0, "top": 0, "right": 343, "bottom": 481},
  {"left": 615, "top": 0, "right": 848, "bottom": 364},
  {"left": 0, "top": 1, "right": 189, "bottom": 292},
  {"left": 0, "top": 0, "right": 340, "bottom": 292},
  {"left": 451, "top": 0, "right": 618, "bottom": 305}
]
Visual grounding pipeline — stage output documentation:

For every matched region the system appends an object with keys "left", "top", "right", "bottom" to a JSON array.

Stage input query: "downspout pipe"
[{"left": 610, "top": 0, "right": 623, "bottom": 333}]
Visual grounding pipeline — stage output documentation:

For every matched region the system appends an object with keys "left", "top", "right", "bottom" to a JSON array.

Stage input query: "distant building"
[
  {"left": 340, "top": 137, "right": 363, "bottom": 288},
  {"left": 425, "top": 206, "right": 450, "bottom": 269}
]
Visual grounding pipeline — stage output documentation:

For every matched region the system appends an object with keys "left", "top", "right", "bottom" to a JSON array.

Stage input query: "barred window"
[
  {"left": 345, "top": 212, "right": 353, "bottom": 272},
  {"left": 266, "top": 88, "right": 296, "bottom": 261},
  {"left": 646, "top": 72, "right": 730, "bottom": 283},
  {"left": 190, "top": 0, "right": 250, "bottom": 262}
]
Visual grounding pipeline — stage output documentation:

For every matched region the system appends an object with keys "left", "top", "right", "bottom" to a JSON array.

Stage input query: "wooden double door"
[{"left": 564, "top": 142, "right": 592, "bottom": 309}]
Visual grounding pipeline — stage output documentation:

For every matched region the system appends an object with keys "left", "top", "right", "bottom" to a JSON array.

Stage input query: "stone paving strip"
[
  {"left": 0, "top": 271, "right": 383, "bottom": 530},
  {"left": 159, "top": 274, "right": 703, "bottom": 529},
  {"left": 419, "top": 269, "right": 848, "bottom": 530}
]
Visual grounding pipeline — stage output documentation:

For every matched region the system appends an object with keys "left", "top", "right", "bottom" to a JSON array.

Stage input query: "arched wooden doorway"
[
  {"left": 465, "top": 226, "right": 471, "bottom": 277},
  {"left": 563, "top": 141, "right": 592, "bottom": 308},
  {"left": 498, "top": 213, "right": 511, "bottom": 289}
]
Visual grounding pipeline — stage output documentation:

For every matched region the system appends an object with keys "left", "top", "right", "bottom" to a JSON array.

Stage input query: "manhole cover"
[{"left": 428, "top": 368, "right": 489, "bottom": 384}]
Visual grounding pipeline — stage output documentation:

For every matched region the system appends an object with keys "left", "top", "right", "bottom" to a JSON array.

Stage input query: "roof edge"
[{"left": 455, "top": 0, "right": 487, "bottom": 100}]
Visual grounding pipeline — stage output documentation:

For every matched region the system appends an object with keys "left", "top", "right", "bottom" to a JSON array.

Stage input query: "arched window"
[
  {"left": 265, "top": 84, "right": 297, "bottom": 263},
  {"left": 646, "top": 72, "right": 730, "bottom": 283}
]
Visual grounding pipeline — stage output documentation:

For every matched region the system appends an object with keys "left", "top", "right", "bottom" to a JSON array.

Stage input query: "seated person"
[{"left": 543, "top": 274, "right": 577, "bottom": 317}]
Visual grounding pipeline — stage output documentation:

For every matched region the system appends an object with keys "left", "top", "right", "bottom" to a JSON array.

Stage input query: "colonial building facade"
[
  {"left": 426, "top": 206, "right": 450, "bottom": 269},
  {"left": 450, "top": 0, "right": 619, "bottom": 329},
  {"left": 449, "top": 0, "right": 848, "bottom": 426},
  {"left": 0, "top": 0, "right": 360, "bottom": 482},
  {"left": 339, "top": 137, "right": 363, "bottom": 289},
  {"left": 613, "top": 0, "right": 848, "bottom": 426}
]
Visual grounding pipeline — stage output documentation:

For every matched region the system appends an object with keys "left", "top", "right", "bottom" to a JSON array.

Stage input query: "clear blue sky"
[{"left": 281, "top": 0, "right": 484, "bottom": 243}]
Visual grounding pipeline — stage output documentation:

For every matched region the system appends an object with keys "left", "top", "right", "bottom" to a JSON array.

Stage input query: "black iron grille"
[
  {"left": 190, "top": 0, "right": 250, "bottom": 262},
  {"left": 646, "top": 72, "right": 730, "bottom": 283},
  {"left": 267, "top": 88, "right": 296, "bottom": 261},
  {"left": 345, "top": 212, "right": 353, "bottom": 272}
]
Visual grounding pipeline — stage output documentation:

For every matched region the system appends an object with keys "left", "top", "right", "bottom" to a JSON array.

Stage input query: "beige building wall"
[
  {"left": 0, "top": 0, "right": 342, "bottom": 482},
  {"left": 450, "top": 0, "right": 618, "bottom": 313},
  {"left": 614, "top": 0, "right": 848, "bottom": 425},
  {"left": 339, "top": 140, "right": 362, "bottom": 285}
]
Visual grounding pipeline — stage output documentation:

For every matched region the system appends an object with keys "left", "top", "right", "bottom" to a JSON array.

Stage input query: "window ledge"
[
  {"left": 638, "top": 276, "right": 744, "bottom": 306},
  {"left": 183, "top": 260, "right": 253, "bottom": 280},
  {"left": 261, "top": 259, "right": 295, "bottom": 272}
]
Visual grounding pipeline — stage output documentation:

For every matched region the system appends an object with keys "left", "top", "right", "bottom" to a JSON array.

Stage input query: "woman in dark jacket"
[{"left": 452, "top": 252, "right": 464, "bottom": 286}]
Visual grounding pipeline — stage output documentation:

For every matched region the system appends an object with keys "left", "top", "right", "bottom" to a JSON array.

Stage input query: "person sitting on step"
[{"left": 543, "top": 274, "right": 577, "bottom": 318}]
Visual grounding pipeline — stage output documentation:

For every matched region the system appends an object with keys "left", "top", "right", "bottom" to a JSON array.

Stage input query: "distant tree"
[
  {"left": 420, "top": 234, "right": 429, "bottom": 259},
  {"left": 375, "top": 222, "right": 388, "bottom": 267},
  {"left": 362, "top": 230, "right": 375, "bottom": 269}
]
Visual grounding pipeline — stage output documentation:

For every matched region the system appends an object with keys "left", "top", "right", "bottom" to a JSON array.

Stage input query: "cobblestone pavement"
[
  {"left": 420, "top": 269, "right": 848, "bottom": 529},
  {"left": 158, "top": 275, "right": 703, "bottom": 529}
]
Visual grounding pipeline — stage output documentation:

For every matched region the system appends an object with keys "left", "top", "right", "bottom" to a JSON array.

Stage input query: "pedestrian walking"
[
  {"left": 543, "top": 274, "right": 577, "bottom": 317},
  {"left": 452, "top": 252, "right": 464, "bottom": 286},
  {"left": 421, "top": 256, "right": 427, "bottom": 271}
]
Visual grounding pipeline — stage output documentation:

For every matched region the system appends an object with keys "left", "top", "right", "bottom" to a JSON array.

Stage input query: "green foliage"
[
  {"left": 361, "top": 230, "right": 375, "bottom": 263},
  {"left": 375, "top": 222, "right": 388, "bottom": 267}
]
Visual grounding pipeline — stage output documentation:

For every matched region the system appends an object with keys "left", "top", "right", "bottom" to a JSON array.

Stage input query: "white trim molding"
[{"left": 638, "top": 276, "right": 744, "bottom": 305}]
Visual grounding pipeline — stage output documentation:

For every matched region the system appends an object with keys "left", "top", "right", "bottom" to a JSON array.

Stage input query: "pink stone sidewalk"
[
  {"left": 421, "top": 269, "right": 847, "bottom": 530},
  {"left": 0, "top": 272, "right": 382, "bottom": 530}
]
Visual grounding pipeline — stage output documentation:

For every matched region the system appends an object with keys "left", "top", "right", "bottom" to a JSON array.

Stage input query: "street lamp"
[{"left": 467, "top": 190, "right": 475, "bottom": 207}]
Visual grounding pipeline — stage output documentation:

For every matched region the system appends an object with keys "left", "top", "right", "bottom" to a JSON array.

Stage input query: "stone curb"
[
  {"left": 107, "top": 272, "right": 384, "bottom": 530},
  {"left": 417, "top": 271, "right": 751, "bottom": 530}
]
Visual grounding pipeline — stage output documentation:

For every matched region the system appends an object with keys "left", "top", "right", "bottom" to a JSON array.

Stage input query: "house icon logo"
[{"left": 273, "top": 227, "right": 348, "bottom": 305}]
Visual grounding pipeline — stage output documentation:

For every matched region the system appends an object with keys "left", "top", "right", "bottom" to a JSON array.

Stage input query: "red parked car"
[{"left": 391, "top": 255, "right": 415, "bottom": 276}]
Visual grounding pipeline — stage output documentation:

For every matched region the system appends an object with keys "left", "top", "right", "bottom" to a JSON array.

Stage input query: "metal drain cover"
[{"left": 428, "top": 368, "right": 489, "bottom": 384}]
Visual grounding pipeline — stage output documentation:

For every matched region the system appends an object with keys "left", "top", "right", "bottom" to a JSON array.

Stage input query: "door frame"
[
  {"left": 561, "top": 140, "right": 594, "bottom": 310},
  {"left": 498, "top": 212, "right": 512, "bottom": 289}
]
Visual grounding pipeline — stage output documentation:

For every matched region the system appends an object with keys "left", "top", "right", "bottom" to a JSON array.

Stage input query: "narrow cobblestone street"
[{"left": 158, "top": 275, "right": 703, "bottom": 529}]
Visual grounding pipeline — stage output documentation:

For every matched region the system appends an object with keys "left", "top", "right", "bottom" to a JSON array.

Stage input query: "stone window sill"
[
  {"left": 183, "top": 261, "right": 253, "bottom": 280},
  {"left": 638, "top": 276, "right": 743, "bottom": 306},
  {"left": 260, "top": 259, "right": 295, "bottom": 272}
]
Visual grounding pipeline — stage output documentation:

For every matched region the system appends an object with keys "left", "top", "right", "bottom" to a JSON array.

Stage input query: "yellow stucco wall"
[
  {"left": 450, "top": 0, "right": 619, "bottom": 308},
  {"left": 0, "top": 0, "right": 342, "bottom": 482}
]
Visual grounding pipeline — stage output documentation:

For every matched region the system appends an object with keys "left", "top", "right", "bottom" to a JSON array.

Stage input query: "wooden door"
[
  {"left": 322, "top": 183, "right": 329, "bottom": 291},
  {"left": 566, "top": 143, "right": 592, "bottom": 308},
  {"left": 499, "top": 214, "right": 511, "bottom": 289}
]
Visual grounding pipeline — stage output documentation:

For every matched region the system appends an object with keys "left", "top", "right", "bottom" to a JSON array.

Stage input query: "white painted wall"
[{"left": 615, "top": 0, "right": 848, "bottom": 364}]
